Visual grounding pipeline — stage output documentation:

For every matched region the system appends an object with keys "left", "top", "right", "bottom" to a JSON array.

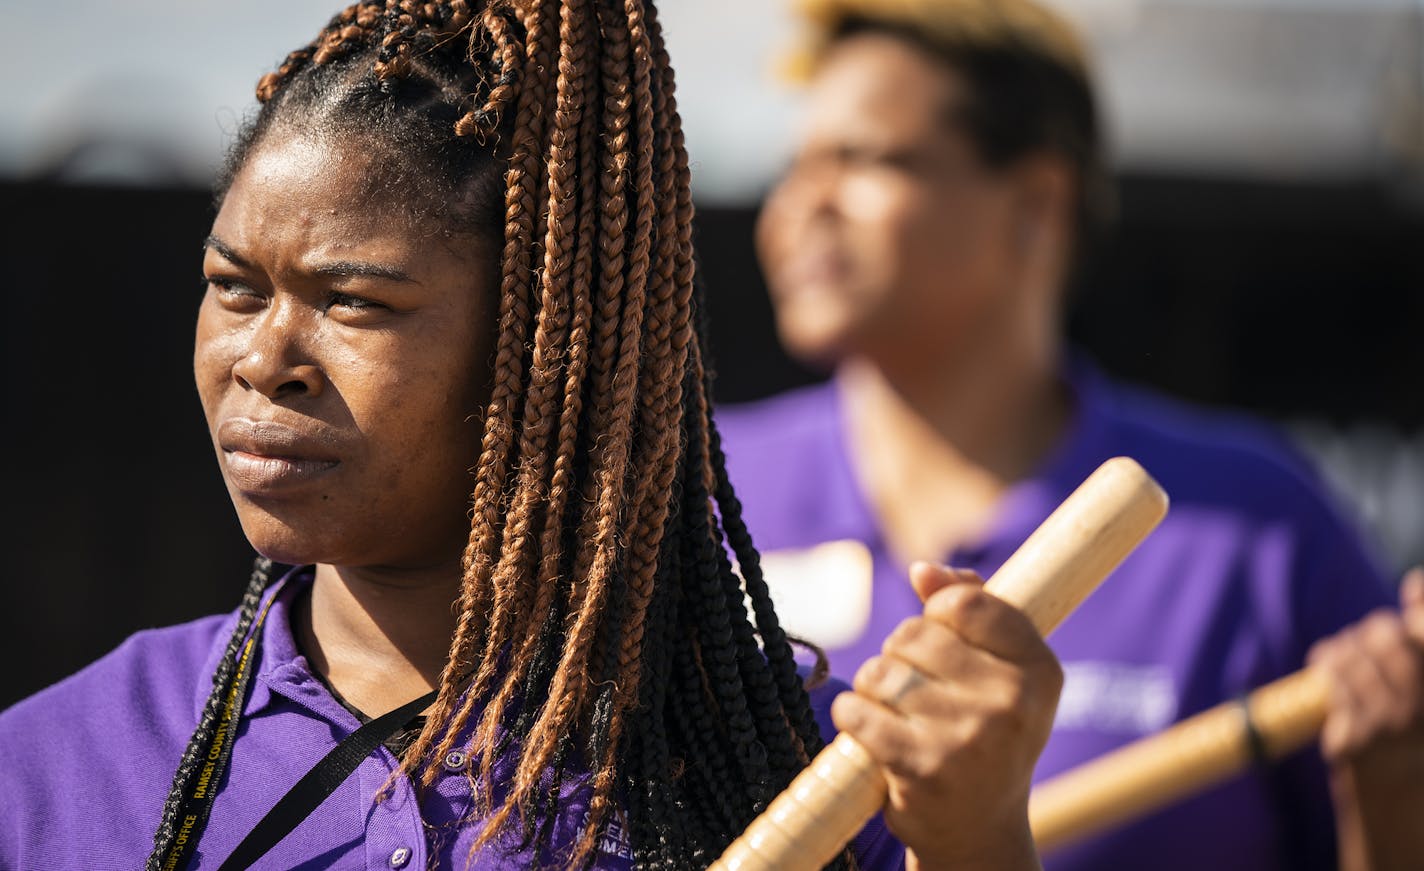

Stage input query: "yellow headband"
[{"left": 781, "top": 0, "right": 1092, "bottom": 83}]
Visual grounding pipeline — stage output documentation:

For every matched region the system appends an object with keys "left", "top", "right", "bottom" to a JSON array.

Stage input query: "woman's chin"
[
  {"left": 776, "top": 325, "right": 852, "bottom": 373},
  {"left": 235, "top": 518, "right": 331, "bottom": 568}
]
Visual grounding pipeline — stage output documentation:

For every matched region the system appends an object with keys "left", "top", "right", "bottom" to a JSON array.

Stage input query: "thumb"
[{"left": 908, "top": 561, "right": 985, "bottom": 605}]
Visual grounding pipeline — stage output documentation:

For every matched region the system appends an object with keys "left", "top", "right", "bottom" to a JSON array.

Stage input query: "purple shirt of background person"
[{"left": 717, "top": 355, "right": 1395, "bottom": 871}]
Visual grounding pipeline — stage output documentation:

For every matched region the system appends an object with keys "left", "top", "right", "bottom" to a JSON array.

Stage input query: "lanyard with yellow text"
[{"left": 159, "top": 585, "right": 282, "bottom": 871}]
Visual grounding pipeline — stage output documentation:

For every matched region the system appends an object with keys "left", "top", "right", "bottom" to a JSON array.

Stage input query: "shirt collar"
[
  {"left": 191, "top": 564, "right": 316, "bottom": 721},
  {"left": 821, "top": 380, "right": 890, "bottom": 547},
  {"left": 825, "top": 350, "right": 1121, "bottom": 566},
  {"left": 973, "top": 351, "right": 1121, "bottom": 558}
]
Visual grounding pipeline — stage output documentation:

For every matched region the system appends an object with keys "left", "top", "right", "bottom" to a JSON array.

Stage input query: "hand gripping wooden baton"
[
  {"left": 1029, "top": 666, "right": 1330, "bottom": 853},
  {"left": 709, "top": 456, "right": 1170, "bottom": 871}
]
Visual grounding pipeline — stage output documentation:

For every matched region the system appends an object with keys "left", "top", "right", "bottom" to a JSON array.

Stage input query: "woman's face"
[
  {"left": 195, "top": 130, "right": 497, "bottom": 572},
  {"left": 755, "top": 32, "right": 1023, "bottom": 369}
]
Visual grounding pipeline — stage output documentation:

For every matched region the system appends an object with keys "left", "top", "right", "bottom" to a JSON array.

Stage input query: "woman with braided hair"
[{"left": 0, "top": 1, "right": 1064, "bottom": 868}]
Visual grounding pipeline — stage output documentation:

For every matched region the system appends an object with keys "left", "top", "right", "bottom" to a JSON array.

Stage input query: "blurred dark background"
[{"left": 4, "top": 0, "right": 1424, "bottom": 709}]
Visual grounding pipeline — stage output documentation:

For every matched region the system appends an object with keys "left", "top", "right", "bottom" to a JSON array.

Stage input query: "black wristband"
[{"left": 1237, "top": 694, "right": 1269, "bottom": 767}]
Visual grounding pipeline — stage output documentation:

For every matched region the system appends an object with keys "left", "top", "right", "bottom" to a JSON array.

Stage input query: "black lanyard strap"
[{"left": 217, "top": 688, "right": 439, "bottom": 871}]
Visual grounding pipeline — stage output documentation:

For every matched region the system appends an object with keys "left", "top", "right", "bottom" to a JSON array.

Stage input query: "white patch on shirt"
[
  {"left": 580, "top": 809, "right": 635, "bottom": 861},
  {"left": 1053, "top": 661, "right": 1179, "bottom": 735},
  {"left": 745, "top": 539, "right": 874, "bottom": 648},
  {"left": 597, "top": 814, "right": 634, "bottom": 860}
]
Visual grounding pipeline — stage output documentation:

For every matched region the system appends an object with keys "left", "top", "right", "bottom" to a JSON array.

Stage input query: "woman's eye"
[
  {"left": 326, "top": 292, "right": 386, "bottom": 312},
  {"left": 203, "top": 276, "right": 263, "bottom": 303},
  {"left": 864, "top": 150, "right": 915, "bottom": 170},
  {"left": 835, "top": 145, "right": 919, "bottom": 172}
]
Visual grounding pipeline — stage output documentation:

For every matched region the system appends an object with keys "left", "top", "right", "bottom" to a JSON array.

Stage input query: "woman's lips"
[
  {"left": 775, "top": 251, "right": 851, "bottom": 298},
  {"left": 217, "top": 418, "right": 340, "bottom": 494},
  {"left": 223, "top": 450, "right": 339, "bottom": 493}
]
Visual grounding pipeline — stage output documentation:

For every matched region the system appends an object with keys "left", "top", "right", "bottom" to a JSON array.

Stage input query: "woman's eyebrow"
[
  {"left": 203, "top": 235, "right": 417, "bottom": 283},
  {"left": 202, "top": 234, "right": 248, "bottom": 267},
  {"left": 311, "top": 260, "right": 417, "bottom": 282}
]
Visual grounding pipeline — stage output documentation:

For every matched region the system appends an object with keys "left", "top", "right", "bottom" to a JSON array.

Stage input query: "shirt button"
[
  {"left": 443, "top": 749, "right": 469, "bottom": 772},
  {"left": 389, "top": 847, "right": 412, "bottom": 868}
]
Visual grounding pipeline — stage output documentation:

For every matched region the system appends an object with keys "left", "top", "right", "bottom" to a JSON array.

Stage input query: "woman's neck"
[
  {"left": 295, "top": 563, "right": 463, "bottom": 717},
  {"left": 838, "top": 337, "right": 1069, "bottom": 567}
]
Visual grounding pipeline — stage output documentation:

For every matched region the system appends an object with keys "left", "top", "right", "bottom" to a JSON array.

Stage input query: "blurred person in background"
[{"left": 717, "top": 0, "right": 1424, "bottom": 867}]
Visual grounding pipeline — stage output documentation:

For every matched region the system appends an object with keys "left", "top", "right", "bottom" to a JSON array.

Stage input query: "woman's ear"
[
  {"left": 1007, "top": 153, "right": 1076, "bottom": 295},
  {"left": 1011, "top": 153, "right": 1074, "bottom": 256}
]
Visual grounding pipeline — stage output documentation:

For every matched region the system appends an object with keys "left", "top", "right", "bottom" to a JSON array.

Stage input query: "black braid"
[
  {"left": 146, "top": 556, "right": 274, "bottom": 870},
  {"left": 680, "top": 446, "right": 773, "bottom": 800},
  {"left": 661, "top": 378, "right": 744, "bottom": 845},
  {"left": 709, "top": 421, "right": 827, "bottom": 757},
  {"left": 526, "top": 737, "right": 573, "bottom": 857},
  {"left": 585, "top": 555, "right": 627, "bottom": 769},
  {"left": 668, "top": 628, "right": 740, "bottom": 835},
  {"left": 694, "top": 274, "right": 828, "bottom": 769},
  {"left": 621, "top": 451, "right": 689, "bottom": 869},
  {"left": 694, "top": 276, "right": 851, "bottom": 869}
]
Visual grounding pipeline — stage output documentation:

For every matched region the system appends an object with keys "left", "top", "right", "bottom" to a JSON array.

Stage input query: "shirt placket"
[
  {"left": 254, "top": 661, "right": 431, "bottom": 870},
  {"left": 359, "top": 751, "right": 429, "bottom": 871}
]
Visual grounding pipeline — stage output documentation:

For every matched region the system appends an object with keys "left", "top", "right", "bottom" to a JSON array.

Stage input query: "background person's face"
[
  {"left": 755, "top": 33, "right": 1026, "bottom": 371},
  {"left": 195, "top": 130, "right": 497, "bottom": 572}
]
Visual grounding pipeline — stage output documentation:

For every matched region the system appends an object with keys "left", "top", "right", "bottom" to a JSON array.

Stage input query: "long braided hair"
[{"left": 148, "top": 1, "right": 841, "bottom": 868}]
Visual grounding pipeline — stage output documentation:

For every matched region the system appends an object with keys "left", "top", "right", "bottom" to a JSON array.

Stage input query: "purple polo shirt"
[
  {"left": 0, "top": 567, "right": 905, "bottom": 870},
  {"left": 717, "top": 356, "right": 1395, "bottom": 871}
]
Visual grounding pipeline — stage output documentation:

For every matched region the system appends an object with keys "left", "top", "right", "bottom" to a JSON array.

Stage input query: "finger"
[
  {"left": 909, "top": 562, "right": 983, "bottom": 606},
  {"left": 1314, "top": 635, "right": 1368, "bottom": 761},
  {"left": 1355, "top": 611, "right": 1424, "bottom": 729},
  {"left": 1357, "top": 612, "right": 1420, "bottom": 694},
  {"left": 854, "top": 648, "right": 956, "bottom": 717},
  {"left": 1306, "top": 633, "right": 1338, "bottom": 669},
  {"left": 1322, "top": 623, "right": 1396, "bottom": 759},
  {"left": 1401, "top": 568, "right": 1424, "bottom": 644},
  {"left": 1340, "top": 619, "right": 1397, "bottom": 723},
  {"left": 854, "top": 655, "right": 924, "bottom": 714},
  {"left": 881, "top": 615, "right": 996, "bottom": 685},
  {"left": 830, "top": 690, "right": 932, "bottom": 780},
  {"left": 922, "top": 581, "right": 1050, "bottom": 663}
]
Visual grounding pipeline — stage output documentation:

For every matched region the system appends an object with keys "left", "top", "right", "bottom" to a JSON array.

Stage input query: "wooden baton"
[
  {"left": 708, "top": 456, "right": 1170, "bottom": 871},
  {"left": 1029, "top": 666, "right": 1330, "bottom": 853}
]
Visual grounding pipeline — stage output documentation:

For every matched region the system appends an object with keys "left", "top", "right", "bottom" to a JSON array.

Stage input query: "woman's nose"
[
  {"left": 768, "top": 161, "right": 842, "bottom": 237},
  {"left": 229, "top": 302, "right": 325, "bottom": 399}
]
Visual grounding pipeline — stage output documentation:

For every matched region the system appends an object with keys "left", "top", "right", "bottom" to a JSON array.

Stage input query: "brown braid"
[
  {"left": 460, "top": 0, "right": 595, "bottom": 807},
  {"left": 421, "top": 0, "right": 559, "bottom": 779},
  {"left": 177, "top": 1, "right": 842, "bottom": 867},
  {"left": 476, "top": 0, "right": 656, "bottom": 848},
  {"left": 565, "top": 0, "right": 696, "bottom": 857},
  {"left": 570, "top": 0, "right": 635, "bottom": 593}
]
